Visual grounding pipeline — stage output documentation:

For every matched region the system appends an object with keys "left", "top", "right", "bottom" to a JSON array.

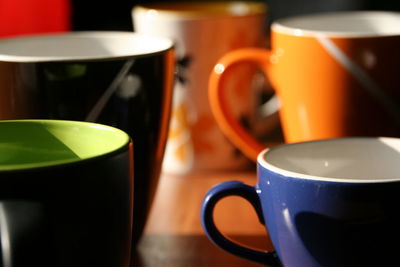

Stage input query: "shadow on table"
[{"left": 132, "top": 234, "right": 271, "bottom": 267}]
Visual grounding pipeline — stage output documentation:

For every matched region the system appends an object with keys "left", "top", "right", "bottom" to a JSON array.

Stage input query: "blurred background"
[
  {"left": 2, "top": 0, "right": 400, "bottom": 39},
  {"left": 71, "top": 0, "right": 400, "bottom": 32}
]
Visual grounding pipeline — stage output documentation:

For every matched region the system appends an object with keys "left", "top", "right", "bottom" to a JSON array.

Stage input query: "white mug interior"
[
  {"left": 272, "top": 11, "right": 400, "bottom": 37},
  {"left": 0, "top": 31, "right": 173, "bottom": 62},
  {"left": 259, "top": 137, "right": 400, "bottom": 182}
]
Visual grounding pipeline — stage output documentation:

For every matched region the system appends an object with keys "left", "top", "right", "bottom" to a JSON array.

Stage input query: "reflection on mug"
[
  {"left": 0, "top": 120, "right": 133, "bottom": 267},
  {"left": 202, "top": 137, "right": 400, "bottom": 267},
  {"left": 0, "top": 32, "right": 175, "bottom": 244},
  {"left": 133, "top": 1, "right": 270, "bottom": 173},
  {"left": 209, "top": 11, "right": 400, "bottom": 162}
]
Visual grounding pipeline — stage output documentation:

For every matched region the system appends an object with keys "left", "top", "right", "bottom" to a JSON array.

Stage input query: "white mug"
[{"left": 132, "top": 1, "right": 271, "bottom": 173}]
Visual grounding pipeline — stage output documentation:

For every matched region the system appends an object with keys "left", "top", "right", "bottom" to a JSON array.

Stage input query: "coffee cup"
[
  {"left": 133, "top": 1, "right": 270, "bottom": 173},
  {"left": 0, "top": 31, "right": 175, "bottom": 243},
  {"left": 0, "top": 119, "right": 133, "bottom": 267},
  {"left": 209, "top": 11, "right": 400, "bottom": 161},
  {"left": 202, "top": 137, "right": 400, "bottom": 266},
  {"left": 0, "top": 0, "right": 70, "bottom": 37}
]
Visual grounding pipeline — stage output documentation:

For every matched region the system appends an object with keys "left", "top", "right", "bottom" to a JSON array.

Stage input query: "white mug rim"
[
  {"left": 258, "top": 137, "right": 400, "bottom": 183},
  {"left": 272, "top": 11, "right": 400, "bottom": 38},
  {"left": 0, "top": 31, "right": 174, "bottom": 62},
  {"left": 132, "top": 1, "right": 267, "bottom": 20}
]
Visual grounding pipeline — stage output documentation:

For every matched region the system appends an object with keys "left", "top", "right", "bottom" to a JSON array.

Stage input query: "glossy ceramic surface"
[
  {"left": 0, "top": 31, "right": 175, "bottom": 243},
  {"left": 209, "top": 11, "right": 400, "bottom": 162},
  {"left": 0, "top": 120, "right": 129, "bottom": 170},
  {"left": 133, "top": 1, "right": 267, "bottom": 173},
  {"left": 0, "top": 120, "right": 133, "bottom": 267},
  {"left": 202, "top": 137, "right": 400, "bottom": 267}
]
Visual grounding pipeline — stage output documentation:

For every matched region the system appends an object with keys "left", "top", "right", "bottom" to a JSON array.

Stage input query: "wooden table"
[{"left": 132, "top": 169, "right": 275, "bottom": 266}]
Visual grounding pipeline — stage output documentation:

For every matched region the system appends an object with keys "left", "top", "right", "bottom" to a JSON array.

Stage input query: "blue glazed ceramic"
[{"left": 201, "top": 137, "right": 400, "bottom": 267}]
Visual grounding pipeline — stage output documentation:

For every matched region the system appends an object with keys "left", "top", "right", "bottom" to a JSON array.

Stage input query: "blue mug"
[{"left": 201, "top": 137, "right": 400, "bottom": 267}]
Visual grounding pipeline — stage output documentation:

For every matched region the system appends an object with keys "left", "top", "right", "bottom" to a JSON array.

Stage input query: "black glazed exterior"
[
  {"left": 0, "top": 141, "right": 133, "bottom": 267},
  {"left": 0, "top": 32, "right": 175, "bottom": 244}
]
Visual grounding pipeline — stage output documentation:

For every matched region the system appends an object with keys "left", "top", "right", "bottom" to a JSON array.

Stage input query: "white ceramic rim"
[
  {"left": 132, "top": 1, "right": 267, "bottom": 20},
  {"left": 258, "top": 137, "right": 400, "bottom": 183},
  {"left": 272, "top": 11, "right": 400, "bottom": 38},
  {"left": 0, "top": 31, "right": 174, "bottom": 62}
]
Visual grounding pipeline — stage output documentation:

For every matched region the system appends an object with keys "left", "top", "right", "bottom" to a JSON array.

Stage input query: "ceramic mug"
[
  {"left": 133, "top": 1, "right": 271, "bottom": 173},
  {"left": 202, "top": 137, "right": 400, "bottom": 267},
  {"left": 0, "top": 120, "right": 133, "bottom": 267},
  {"left": 0, "top": 0, "right": 70, "bottom": 37},
  {"left": 0, "top": 31, "right": 175, "bottom": 243},
  {"left": 209, "top": 11, "right": 400, "bottom": 161}
]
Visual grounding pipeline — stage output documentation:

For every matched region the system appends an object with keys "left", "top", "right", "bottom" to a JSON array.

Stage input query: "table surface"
[{"left": 132, "top": 169, "right": 275, "bottom": 266}]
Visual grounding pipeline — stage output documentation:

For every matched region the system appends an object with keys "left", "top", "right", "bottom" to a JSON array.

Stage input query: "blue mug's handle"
[{"left": 201, "top": 181, "right": 280, "bottom": 265}]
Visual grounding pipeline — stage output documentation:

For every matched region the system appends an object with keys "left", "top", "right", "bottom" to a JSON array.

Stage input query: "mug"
[
  {"left": 0, "top": 120, "right": 133, "bottom": 267},
  {"left": 209, "top": 11, "right": 400, "bottom": 161},
  {"left": 133, "top": 1, "right": 270, "bottom": 173},
  {"left": 202, "top": 137, "right": 400, "bottom": 267},
  {"left": 0, "top": 31, "right": 175, "bottom": 243},
  {"left": 0, "top": 0, "right": 70, "bottom": 37}
]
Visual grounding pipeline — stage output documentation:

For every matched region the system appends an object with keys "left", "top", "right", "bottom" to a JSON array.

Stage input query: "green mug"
[{"left": 0, "top": 120, "right": 133, "bottom": 267}]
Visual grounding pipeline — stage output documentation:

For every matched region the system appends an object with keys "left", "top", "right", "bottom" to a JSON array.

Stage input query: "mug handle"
[
  {"left": 208, "top": 48, "right": 274, "bottom": 162},
  {"left": 201, "top": 181, "right": 280, "bottom": 265}
]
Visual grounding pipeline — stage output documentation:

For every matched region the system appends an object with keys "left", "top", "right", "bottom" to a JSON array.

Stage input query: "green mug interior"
[{"left": 0, "top": 120, "right": 130, "bottom": 171}]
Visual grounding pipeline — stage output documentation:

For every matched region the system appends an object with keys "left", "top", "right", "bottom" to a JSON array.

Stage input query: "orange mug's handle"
[{"left": 209, "top": 48, "right": 273, "bottom": 162}]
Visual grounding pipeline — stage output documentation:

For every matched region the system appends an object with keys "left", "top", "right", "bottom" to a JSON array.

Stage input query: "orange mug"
[{"left": 209, "top": 11, "right": 400, "bottom": 161}]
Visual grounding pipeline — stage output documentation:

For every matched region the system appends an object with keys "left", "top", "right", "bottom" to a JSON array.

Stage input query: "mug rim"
[
  {"left": 132, "top": 1, "right": 267, "bottom": 20},
  {"left": 0, "top": 120, "right": 131, "bottom": 172},
  {"left": 272, "top": 11, "right": 400, "bottom": 38},
  {"left": 258, "top": 137, "right": 400, "bottom": 183},
  {"left": 0, "top": 31, "right": 174, "bottom": 62}
]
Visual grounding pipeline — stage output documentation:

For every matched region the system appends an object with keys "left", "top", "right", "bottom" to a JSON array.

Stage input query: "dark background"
[{"left": 71, "top": 0, "right": 400, "bottom": 32}]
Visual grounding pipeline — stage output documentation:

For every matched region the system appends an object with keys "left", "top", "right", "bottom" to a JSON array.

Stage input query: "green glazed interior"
[{"left": 0, "top": 120, "right": 130, "bottom": 171}]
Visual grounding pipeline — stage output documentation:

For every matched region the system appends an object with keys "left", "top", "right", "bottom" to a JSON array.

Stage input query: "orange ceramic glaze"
[
  {"left": 270, "top": 33, "right": 350, "bottom": 142},
  {"left": 209, "top": 48, "right": 269, "bottom": 161},
  {"left": 209, "top": 11, "right": 400, "bottom": 162}
]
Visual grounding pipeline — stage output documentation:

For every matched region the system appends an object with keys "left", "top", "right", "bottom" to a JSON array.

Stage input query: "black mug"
[
  {"left": 0, "top": 120, "right": 133, "bottom": 267},
  {"left": 0, "top": 31, "right": 175, "bottom": 244}
]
